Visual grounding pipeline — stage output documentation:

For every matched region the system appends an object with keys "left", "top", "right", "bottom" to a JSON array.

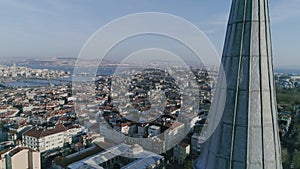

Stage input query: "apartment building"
[{"left": 0, "top": 146, "right": 40, "bottom": 169}]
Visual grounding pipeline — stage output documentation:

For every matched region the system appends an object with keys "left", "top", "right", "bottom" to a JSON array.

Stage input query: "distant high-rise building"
[{"left": 197, "top": 0, "right": 282, "bottom": 168}]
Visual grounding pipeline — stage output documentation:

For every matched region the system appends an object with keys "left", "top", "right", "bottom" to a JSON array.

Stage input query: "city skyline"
[
  {"left": 1, "top": 1, "right": 300, "bottom": 169},
  {"left": 0, "top": 0, "right": 299, "bottom": 66}
]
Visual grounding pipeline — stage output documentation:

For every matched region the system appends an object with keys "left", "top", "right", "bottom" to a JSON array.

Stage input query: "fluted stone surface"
[{"left": 197, "top": 0, "right": 282, "bottom": 168}]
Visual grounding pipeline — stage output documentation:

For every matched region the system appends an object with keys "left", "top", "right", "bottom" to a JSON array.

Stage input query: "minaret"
[{"left": 197, "top": 0, "right": 282, "bottom": 168}]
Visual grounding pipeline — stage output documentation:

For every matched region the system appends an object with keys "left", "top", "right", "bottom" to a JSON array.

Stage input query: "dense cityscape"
[{"left": 0, "top": 62, "right": 299, "bottom": 168}]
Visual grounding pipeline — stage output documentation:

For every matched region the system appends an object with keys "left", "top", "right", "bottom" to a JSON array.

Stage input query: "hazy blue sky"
[{"left": 0, "top": 0, "right": 299, "bottom": 66}]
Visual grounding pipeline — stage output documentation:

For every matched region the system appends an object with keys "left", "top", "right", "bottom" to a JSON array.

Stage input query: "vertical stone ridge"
[{"left": 258, "top": 0, "right": 265, "bottom": 168}]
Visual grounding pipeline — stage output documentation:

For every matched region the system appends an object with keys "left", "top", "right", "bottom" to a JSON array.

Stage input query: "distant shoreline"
[{"left": 275, "top": 68, "right": 300, "bottom": 75}]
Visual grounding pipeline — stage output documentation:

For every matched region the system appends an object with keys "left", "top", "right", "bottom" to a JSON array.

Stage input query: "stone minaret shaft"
[{"left": 198, "top": 0, "right": 282, "bottom": 168}]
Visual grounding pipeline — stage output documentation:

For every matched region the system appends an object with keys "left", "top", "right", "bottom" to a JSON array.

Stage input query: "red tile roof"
[{"left": 23, "top": 124, "right": 66, "bottom": 139}]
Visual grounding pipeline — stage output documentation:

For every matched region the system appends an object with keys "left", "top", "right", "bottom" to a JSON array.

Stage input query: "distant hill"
[{"left": 277, "top": 65, "right": 300, "bottom": 69}]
